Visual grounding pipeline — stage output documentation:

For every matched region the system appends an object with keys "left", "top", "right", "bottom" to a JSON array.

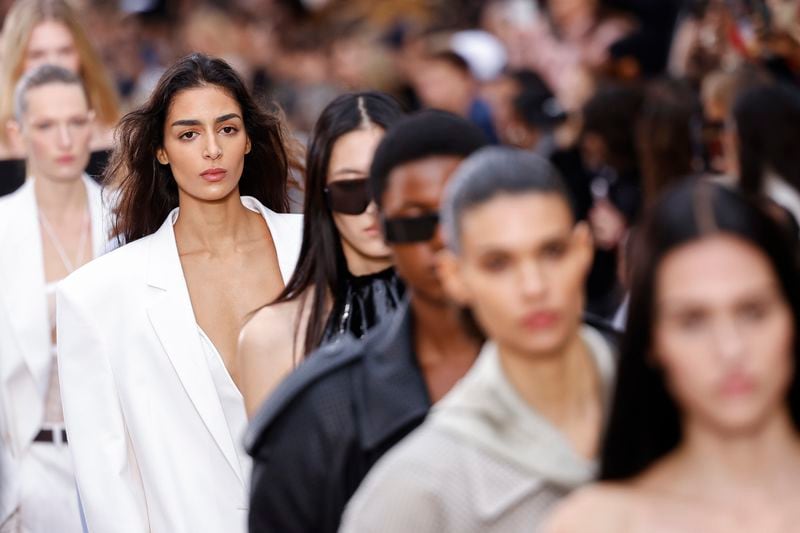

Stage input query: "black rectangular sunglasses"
[
  {"left": 382, "top": 213, "right": 440, "bottom": 243},
  {"left": 324, "top": 178, "right": 371, "bottom": 215}
]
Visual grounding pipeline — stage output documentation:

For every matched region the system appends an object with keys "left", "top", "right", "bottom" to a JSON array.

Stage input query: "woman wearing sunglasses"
[{"left": 238, "top": 92, "right": 406, "bottom": 415}]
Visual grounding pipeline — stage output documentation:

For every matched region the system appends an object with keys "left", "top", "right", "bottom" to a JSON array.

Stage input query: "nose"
[
  {"left": 430, "top": 222, "right": 445, "bottom": 252},
  {"left": 204, "top": 135, "right": 222, "bottom": 160},
  {"left": 519, "top": 260, "right": 546, "bottom": 299},
  {"left": 56, "top": 123, "right": 73, "bottom": 149},
  {"left": 713, "top": 317, "right": 745, "bottom": 365}
]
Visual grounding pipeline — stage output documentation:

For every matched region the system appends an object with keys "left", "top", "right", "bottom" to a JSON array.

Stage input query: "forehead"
[
  {"left": 28, "top": 20, "right": 74, "bottom": 48},
  {"left": 656, "top": 235, "right": 778, "bottom": 306},
  {"left": 459, "top": 192, "right": 573, "bottom": 251},
  {"left": 381, "top": 155, "right": 463, "bottom": 213},
  {"left": 166, "top": 85, "right": 242, "bottom": 122},
  {"left": 23, "top": 82, "right": 88, "bottom": 118}
]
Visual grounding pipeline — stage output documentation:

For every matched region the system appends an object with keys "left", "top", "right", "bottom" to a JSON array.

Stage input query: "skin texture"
[
  {"left": 543, "top": 235, "right": 800, "bottom": 533},
  {"left": 328, "top": 127, "right": 392, "bottom": 275},
  {"left": 381, "top": 155, "right": 482, "bottom": 403},
  {"left": 24, "top": 20, "right": 80, "bottom": 73},
  {"left": 159, "top": 85, "right": 284, "bottom": 385},
  {"left": 438, "top": 192, "right": 601, "bottom": 459},
  {"left": 237, "top": 126, "right": 392, "bottom": 417}
]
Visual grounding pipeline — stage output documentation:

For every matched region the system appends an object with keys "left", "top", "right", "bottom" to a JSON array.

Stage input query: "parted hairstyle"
[
  {"left": 0, "top": 0, "right": 119, "bottom": 145},
  {"left": 108, "top": 53, "right": 290, "bottom": 244},
  {"left": 271, "top": 91, "right": 405, "bottom": 358},
  {"left": 600, "top": 179, "right": 800, "bottom": 480}
]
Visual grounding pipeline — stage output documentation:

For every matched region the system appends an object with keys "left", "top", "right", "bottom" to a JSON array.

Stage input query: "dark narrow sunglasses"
[
  {"left": 382, "top": 213, "right": 440, "bottom": 243},
  {"left": 324, "top": 178, "right": 371, "bottom": 215}
]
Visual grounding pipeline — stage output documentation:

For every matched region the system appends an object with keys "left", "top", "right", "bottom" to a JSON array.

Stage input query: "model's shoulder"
[
  {"left": 244, "top": 332, "right": 366, "bottom": 449},
  {"left": 60, "top": 235, "right": 151, "bottom": 293},
  {"left": 542, "top": 483, "right": 635, "bottom": 533},
  {"left": 238, "top": 297, "right": 307, "bottom": 366}
]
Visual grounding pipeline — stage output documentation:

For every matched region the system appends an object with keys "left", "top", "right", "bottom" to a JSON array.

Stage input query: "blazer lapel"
[
  {"left": 83, "top": 175, "right": 110, "bottom": 257},
  {"left": 0, "top": 181, "right": 50, "bottom": 453},
  {"left": 144, "top": 213, "right": 245, "bottom": 485},
  {"left": 241, "top": 196, "right": 301, "bottom": 283}
]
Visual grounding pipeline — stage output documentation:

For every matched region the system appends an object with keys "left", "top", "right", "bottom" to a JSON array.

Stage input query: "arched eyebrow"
[{"left": 170, "top": 113, "right": 242, "bottom": 127}]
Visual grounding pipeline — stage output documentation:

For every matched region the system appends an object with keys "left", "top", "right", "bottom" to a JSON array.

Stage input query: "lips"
[
  {"left": 56, "top": 155, "right": 76, "bottom": 164},
  {"left": 200, "top": 167, "right": 227, "bottom": 182},
  {"left": 718, "top": 373, "right": 756, "bottom": 397},
  {"left": 520, "top": 311, "right": 560, "bottom": 330}
]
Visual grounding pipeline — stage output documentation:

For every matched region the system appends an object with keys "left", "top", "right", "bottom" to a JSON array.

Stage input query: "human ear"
[
  {"left": 245, "top": 137, "right": 251, "bottom": 154},
  {"left": 572, "top": 221, "right": 594, "bottom": 273},
  {"left": 5, "top": 119, "right": 21, "bottom": 150},
  {"left": 156, "top": 147, "right": 169, "bottom": 165},
  {"left": 435, "top": 249, "right": 471, "bottom": 306}
]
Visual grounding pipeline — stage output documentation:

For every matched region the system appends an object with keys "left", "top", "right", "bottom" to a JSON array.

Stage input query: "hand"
[{"left": 588, "top": 199, "right": 627, "bottom": 251}]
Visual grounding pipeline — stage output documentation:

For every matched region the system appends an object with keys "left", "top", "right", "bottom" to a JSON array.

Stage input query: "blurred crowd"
[
  {"left": 3, "top": 1, "right": 800, "bottom": 532},
  {"left": 3, "top": 0, "right": 800, "bottom": 319}
]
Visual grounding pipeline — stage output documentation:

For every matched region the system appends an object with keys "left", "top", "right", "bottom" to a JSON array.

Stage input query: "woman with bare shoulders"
[
  {"left": 544, "top": 180, "right": 800, "bottom": 533},
  {"left": 237, "top": 92, "right": 406, "bottom": 416},
  {"left": 56, "top": 53, "right": 302, "bottom": 533}
]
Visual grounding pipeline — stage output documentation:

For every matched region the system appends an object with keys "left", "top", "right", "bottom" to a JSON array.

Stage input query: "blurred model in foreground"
[
  {"left": 0, "top": 65, "right": 111, "bottom": 532},
  {"left": 237, "top": 92, "right": 405, "bottom": 416},
  {"left": 57, "top": 54, "right": 302, "bottom": 533},
  {"left": 341, "top": 147, "right": 616, "bottom": 532},
  {"left": 546, "top": 180, "right": 800, "bottom": 532}
]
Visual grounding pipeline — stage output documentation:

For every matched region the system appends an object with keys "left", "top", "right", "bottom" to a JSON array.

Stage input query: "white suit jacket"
[
  {"left": 0, "top": 176, "right": 109, "bottom": 524},
  {"left": 56, "top": 196, "right": 302, "bottom": 533}
]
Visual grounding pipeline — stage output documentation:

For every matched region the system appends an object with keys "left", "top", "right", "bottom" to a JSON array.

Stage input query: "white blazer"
[
  {"left": 57, "top": 196, "right": 302, "bottom": 533},
  {"left": 0, "top": 176, "right": 108, "bottom": 523}
]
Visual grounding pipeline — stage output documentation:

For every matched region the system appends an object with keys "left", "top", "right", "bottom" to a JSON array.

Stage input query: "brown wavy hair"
[{"left": 108, "top": 53, "right": 290, "bottom": 244}]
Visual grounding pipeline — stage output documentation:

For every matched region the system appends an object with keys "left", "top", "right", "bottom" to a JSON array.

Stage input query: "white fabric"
[
  {"left": 341, "top": 327, "right": 616, "bottom": 533},
  {"left": 57, "top": 196, "right": 302, "bottom": 533},
  {"left": 0, "top": 176, "right": 108, "bottom": 530},
  {"left": 198, "top": 327, "right": 251, "bottom": 480}
]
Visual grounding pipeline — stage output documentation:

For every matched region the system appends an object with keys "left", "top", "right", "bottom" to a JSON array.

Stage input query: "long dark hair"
[
  {"left": 600, "top": 179, "right": 800, "bottom": 480},
  {"left": 108, "top": 53, "right": 289, "bottom": 244},
  {"left": 734, "top": 83, "right": 800, "bottom": 197},
  {"left": 636, "top": 78, "right": 699, "bottom": 207},
  {"left": 274, "top": 91, "right": 404, "bottom": 358}
]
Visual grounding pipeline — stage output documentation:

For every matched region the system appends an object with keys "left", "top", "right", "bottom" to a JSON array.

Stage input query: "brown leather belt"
[{"left": 33, "top": 428, "right": 68, "bottom": 444}]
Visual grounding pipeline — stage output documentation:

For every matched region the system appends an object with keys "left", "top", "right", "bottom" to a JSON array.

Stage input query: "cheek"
[
  {"left": 392, "top": 245, "right": 434, "bottom": 279},
  {"left": 653, "top": 326, "right": 715, "bottom": 404},
  {"left": 463, "top": 275, "right": 516, "bottom": 337}
]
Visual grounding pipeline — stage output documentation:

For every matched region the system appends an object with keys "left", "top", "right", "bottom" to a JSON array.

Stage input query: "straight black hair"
[
  {"left": 273, "top": 91, "right": 405, "bottom": 358},
  {"left": 734, "top": 83, "right": 800, "bottom": 197},
  {"left": 600, "top": 179, "right": 800, "bottom": 480}
]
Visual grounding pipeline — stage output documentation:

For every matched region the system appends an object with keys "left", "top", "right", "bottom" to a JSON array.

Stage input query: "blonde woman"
[{"left": 0, "top": 0, "right": 119, "bottom": 160}]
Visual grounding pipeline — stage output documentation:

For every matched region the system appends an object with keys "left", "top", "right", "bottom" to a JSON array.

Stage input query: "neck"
[
  {"left": 673, "top": 408, "right": 800, "bottom": 495},
  {"left": 342, "top": 245, "right": 392, "bottom": 277},
  {"left": 499, "top": 327, "right": 598, "bottom": 424},
  {"left": 412, "top": 294, "right": 480, "bottom": 365},
  {"left": 173, "top": 189, "right": 253, "bottom": 254},
  {"left": 33, "top": 173, "right": 87, "bottom": 218}
]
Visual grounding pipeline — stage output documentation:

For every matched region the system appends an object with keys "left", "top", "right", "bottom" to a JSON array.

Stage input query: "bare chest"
[{"left": 181, "top": 248, "right": 285, "bottom": 383}]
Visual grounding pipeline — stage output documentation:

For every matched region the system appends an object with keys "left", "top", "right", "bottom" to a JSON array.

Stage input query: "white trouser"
[{"left": 1, "top": 440, "right": 83, "bottom": 533}]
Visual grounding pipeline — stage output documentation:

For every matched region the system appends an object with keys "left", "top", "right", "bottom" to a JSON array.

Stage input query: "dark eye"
[
  {"left": 542, "top": 241, "right": 567, "bottom": 260},
  {"left": 180, "top": 131, "right": 198, "bottom": 140},
  {"left": 678, "top": 311, "right": 706, "bottom": 331},
  {"left": 220, "top": 126, "right": 237, "bottom": 135},
  {"left": 740, "top": 301, "right": 768, "bottom": 322},
  {"left": 481, "top": 255, "right": 510, "bottom": 272}
]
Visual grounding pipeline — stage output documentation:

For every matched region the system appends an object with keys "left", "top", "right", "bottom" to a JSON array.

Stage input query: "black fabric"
[
  {"left": 246, "top": 301, "right": 430, "bottom": 533},
  {"left": 321, "top": 267, "right": 405, "bottom": 343},
  {"left": 0, "top": 149, "right": 110, "bottom": 197}
]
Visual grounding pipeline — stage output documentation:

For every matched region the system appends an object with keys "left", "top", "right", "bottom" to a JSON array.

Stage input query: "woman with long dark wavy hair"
[
  {"left": 237, "top": 92, "right": 406, "bottom": 415},
  {"left": 545, "top": 180, "right": 800, "bottom": 532},
  {"left": 55, "top": 53, "right": 302, "bottom": 533}
]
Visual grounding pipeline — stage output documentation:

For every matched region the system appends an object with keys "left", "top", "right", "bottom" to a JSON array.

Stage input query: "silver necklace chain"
[{"left": 38, "top": 208, "right": 90, "bottom": 274}]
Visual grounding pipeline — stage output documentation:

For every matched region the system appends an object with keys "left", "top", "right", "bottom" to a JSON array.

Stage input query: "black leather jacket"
[{"left": 245, "top": 301, "right": 430, "bottom": 533}]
